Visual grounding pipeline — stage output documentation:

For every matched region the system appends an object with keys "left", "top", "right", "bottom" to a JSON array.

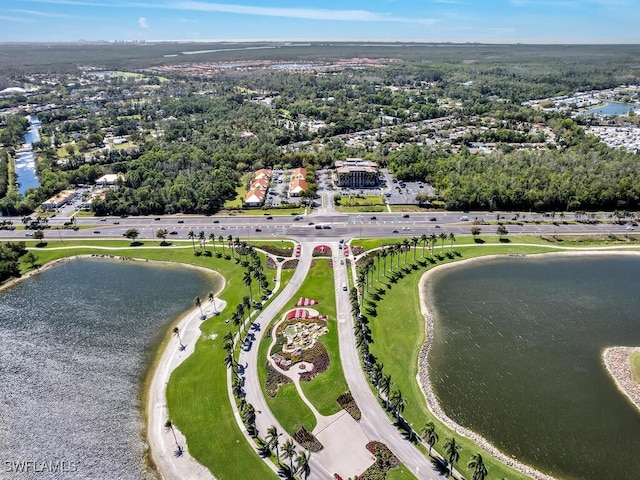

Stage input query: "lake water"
[
  {"left": 427, "top": 254, "right": 640, "bottom": 480},
  {"left": 15, "top": 116, "right": 41, "bottom": 195},
  {"left": 0, "top": 258, "right": 219, "bottom": 479},
  {"left": 581, "top": 101, "right": 637, "bottom": 116}
]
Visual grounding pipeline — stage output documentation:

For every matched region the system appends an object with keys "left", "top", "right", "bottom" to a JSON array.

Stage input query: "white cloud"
[
  {"left": 174, "top": 1, "right": 435, "bottom": 23},
  {"left": 7, "top": 8, "right": 76, "bottom": 18},
  {"left": 0, "top": 15, "right": 33, "bottom": 23},
  {"left": 27, "top": 0, "right": 437, "bottom": 25},
  {"left": 138, "top": 16, "right": 149, "bottom": 28}
]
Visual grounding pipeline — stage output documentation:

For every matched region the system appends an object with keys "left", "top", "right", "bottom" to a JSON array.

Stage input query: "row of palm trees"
[
  {"left": 421, "top": 421, "right": 488, "bottom": 480},
  {"left": 265, "top": 426, "right": 311, "bottom": 480},
  {"left": 351, "top": 242, "right": 492, "bottom": 480}
]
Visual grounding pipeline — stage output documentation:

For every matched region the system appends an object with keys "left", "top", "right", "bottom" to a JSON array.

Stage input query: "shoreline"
[
  {"left": 602, "top": 347, "right": 640, "bottom": 413},
  {"left": 416, "top": 250, "right": 640, "bottom": 480}
]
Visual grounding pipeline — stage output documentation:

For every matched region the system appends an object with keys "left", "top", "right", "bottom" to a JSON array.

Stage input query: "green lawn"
[
  {"left": 13, "top": 242, "right": 280, "bottom": 480},
  {"left": 631, "top": 352, "right": 640, "bottom": 383},
  {"left": 258, "top": 258, "right": 350, "bottom": 436},
  {"left": 335, "top": 195, "right": 387, "bottom": 213},
  {"left": 387, "top": 465, "right": 418, "bottom": 480}
]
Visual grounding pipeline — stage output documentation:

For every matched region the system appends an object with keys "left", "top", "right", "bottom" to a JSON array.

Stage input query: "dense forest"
[{"left": 1, "top": 42, "right": 639, "bottom": 214}]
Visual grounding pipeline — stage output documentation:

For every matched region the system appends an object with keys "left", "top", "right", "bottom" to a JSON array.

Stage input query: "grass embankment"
[
  {"left": 15, "top": 241, "right": 279, "bottom": 480},
  {"left": 631, "top": 352, "right": 640, "bottom": 384},
  {"left": 258, "top": 258, "right": 350, "bottom": 434},
  {"left": 351, "top": 237, "right": 610, "bottom": 480}
]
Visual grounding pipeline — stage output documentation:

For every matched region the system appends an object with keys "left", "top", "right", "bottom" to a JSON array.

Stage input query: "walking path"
[{"left": 147, "top": 295, "right": 226, "bottom": 480}]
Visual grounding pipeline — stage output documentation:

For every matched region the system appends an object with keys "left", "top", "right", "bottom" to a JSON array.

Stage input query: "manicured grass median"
[{"left": 258, "top": 258, "right": 350, "bottom": 436}]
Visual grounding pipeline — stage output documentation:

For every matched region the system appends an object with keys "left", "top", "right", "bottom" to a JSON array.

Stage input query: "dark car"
[
  {"left": 169, "top": 230, "right": 178, "bottom": 235},
  {"left": 402, "top": 214, "right": 410, "bottom": 218},
  {"left": 266, "top": 216, "right": 273, "bottom": 220},
  {"left": 429, "top": 217, "right": 437, "bottom": 221},
  {"left": 392, "top": 229, "right": 399, "bottom": 233},
  {"left": 154, "top": 217, "right": 160, "bottom": 221},
  {"left": 213, "top": 220, "right": 220, "bottom": 223},
  {"left": 177, "top": 220, "right": 184, "bottom": 223},
  {"left": 370, "top": 216, "right": 377, "bottom": 220},
  {"left": 93, "top": 230, "right": 101, "bottom": 234},
  {"left": 255, "top": 228, "right": 262, "bottom": 232}
]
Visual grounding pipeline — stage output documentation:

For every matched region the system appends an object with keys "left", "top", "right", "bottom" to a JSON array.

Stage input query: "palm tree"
[
  {"left": 173, "top": 327, "right": 185, "bottom": 350},
  {"left": 223, "top": 345, "right": 235, "bottom": 369},
  {"left": 390, "top": 389, "right": 406, "bottom": 419},
  {"left": 227, "top": 234, "right": 234, "bottom": 258},
  {"left": 266, "top": 426, "right": 281, "bottom": 462},
  {"left": 444, "top": 436, "right": 462, "bottom": 477},
  {"left": 282, "top": 438, "right": 296, "bottom": 470},
  {"left": 198, "top": 230, "right": 206, "bottom": 252},
  {"left": 223, "top": 330, "right": 234, "bottom": 347},
  {"left": 421, "top": 421, "right": 439, "bottom": 456},
  {"left": 439, "top": 231, "right": 447, "bottom": 250},
  {"left": 296, "top": 450, "right": 311, "bottom": 479},
  {"left": 218, "top": 234, "right": 225, "bottom": 255},
  {"left": 380, "top": 374, "right": 392, "bottom": 409},
  {"left": 420, "top": 233, "right": 428, "bottom": 256},
  {"left": 380, "top": 248, "right": 388, "bottom": 276},
  {"left": 402, "top": 239, "right": 410, "bottom": 263},
  {"left": 448, "top": 232, "right": 456, "bottom": 250},
  {"left": 243, "top": 270, "right": 253, "bottom": 302},
  {"left": 209, "top": 232, "right": 217, "bottom": 253},
  {"left": 468, "top": 453, "right": 488, "bottom": 480},
  {"left": 429, "top": 233, "right": 437, "bottom": 255},
  {"left": 187, "top": 230, "right": 196, "bottom": 251},
  {"left": 164, "top": 420, "right": 180, "bottom": 449},
  {"left": 411, "top": 236, "right": 419, "bottom": 260},
  {"left": 195, "top": 296, "right": 203, "bottom": 317},
  {"left": 208, "top": 291, "right": 218, "bottom": 314}
]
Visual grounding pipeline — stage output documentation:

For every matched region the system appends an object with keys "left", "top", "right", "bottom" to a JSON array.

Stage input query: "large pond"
[
  {"left": 0, "top": 257, "right": 220, "bottom": 479},
  {"left": 427, "top": 254, "right": 640, "bottom": 480},
  {"left": 580, "top": 101, "right": 637, "bottom": 116}
]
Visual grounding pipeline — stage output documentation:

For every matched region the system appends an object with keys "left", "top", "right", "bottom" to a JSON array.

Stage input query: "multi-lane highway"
[{"left": 3, "top": 210, "right": 636, "bottom": 242}]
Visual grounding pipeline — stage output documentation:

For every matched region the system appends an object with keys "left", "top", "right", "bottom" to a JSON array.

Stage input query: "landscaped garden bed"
[
  {"left": 360, "top": 441, "right": 400, "bottom": 479},
  {"left": 265, "top": 361, "right": 292, "bottom": 397},
  {"left": 336, "top": 392, "right": 361, "bottom": 420},
  {"left": 293, "top": 426, "right": 323, "bottom": 452}
]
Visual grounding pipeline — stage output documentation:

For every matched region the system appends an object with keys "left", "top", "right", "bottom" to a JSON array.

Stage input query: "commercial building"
[{"left": 334, "top": 158, "right": 379, "bottom": 188}]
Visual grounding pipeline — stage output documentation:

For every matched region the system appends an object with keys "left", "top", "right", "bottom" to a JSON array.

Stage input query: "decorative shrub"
[
  {"left": 259, "top": 244, "right": 293, "bottom": 256},
  {"left": 359, "top": 442, "right": 400, "bottom": 480},
  {"left": 293, "top": 426, "right": 323, "bottom": 452},
  {"left": 336, "top": 392, "right": 362, "bottom": 421},
  {"left": 282, "top": 259, "right": 299, "bottom": 269},
  {"left": 299, "top": 344, "right": 330, "bottom": 382},
  {"left": 264, "top": 362, "right": 292, "bottom": 397}
]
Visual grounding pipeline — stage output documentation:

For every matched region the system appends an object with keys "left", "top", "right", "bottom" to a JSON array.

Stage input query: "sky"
[{"left": 0, "top": 0, "right": 639, "bottom": 43}]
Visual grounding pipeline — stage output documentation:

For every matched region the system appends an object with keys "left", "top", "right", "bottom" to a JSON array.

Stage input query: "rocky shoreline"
[{"left": 602, "top": 346, "right": 640, "bottom": 413}]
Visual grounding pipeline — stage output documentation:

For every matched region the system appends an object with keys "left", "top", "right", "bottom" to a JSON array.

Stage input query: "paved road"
[{"left": 236, "top": 242, "right": 337, "bottom": 480}]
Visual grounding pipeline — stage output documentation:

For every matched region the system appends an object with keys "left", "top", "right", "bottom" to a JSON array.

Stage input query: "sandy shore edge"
[
  {"left": 416, "top": 250, "right": 640, "bottom": 480},
  {"left": 602, "top": 347, "right": 640, "bottom": 413}
]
